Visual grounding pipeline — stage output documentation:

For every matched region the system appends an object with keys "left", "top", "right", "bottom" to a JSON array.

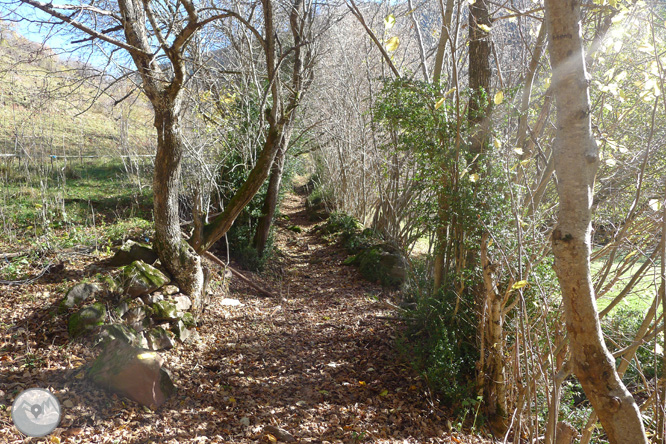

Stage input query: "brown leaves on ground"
[{"left": 0, "top": 194, "right": 491, "bottom": 444}]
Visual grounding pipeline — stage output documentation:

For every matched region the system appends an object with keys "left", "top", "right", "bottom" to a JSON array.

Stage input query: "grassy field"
[{"left": 593, "top": 252, "right": 663, "bottom": 315}]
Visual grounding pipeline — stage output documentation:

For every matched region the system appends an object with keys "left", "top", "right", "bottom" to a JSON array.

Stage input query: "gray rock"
[
  {"left": 88, "top": 339, "right": 175, "bottom": 408},
  {"left": 122, "top": 261, "right": 171, "bottom": 298},
  {"left": 143, "top": 293, "right": 165, "bottom": 305},
  {"left": 145, "top": 327, "right": 176, "bottom": 350},
  {"left": 95, "top": 324, "right": 139, "bottom": 347},
  {"left": 108, "top": 240, "right": 159, "bottom": 267},
  {"left": 172, "top": 295, "right": 192, "bottom": 312},
  {"left": 68, "top": 303, "right": 107, "bottom": 338},
  {"left": 59, "top": 283, "right": 101, "bottom": 313},
  {"left": 163, "top": 285, "right": 179, "bottom": 296},
  {"left": 123, "top": 306, "right": 153, "bottom": 332},
  {"left": 152, "top": 300, "right": 178, "bottom": 321},
  {"left": 113, "top": 299, "right": 131, "bottom": 318},
  {"left": 172, "top": 320, "right": 194, "bottom": 342}
]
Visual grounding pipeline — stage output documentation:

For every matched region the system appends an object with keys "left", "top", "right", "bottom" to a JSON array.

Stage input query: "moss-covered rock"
[
  {"left": 108, "top": 240, "right": 159, "bottom": 266},
  {"left": 181, "top": 312, "right": 197, "bottom": 328},
  {"left": 68, "top": 303, "right": 107, "bottom": 338},
  {"left": 152, "top": 300, "right": 178, "bottom": 321},
  {"left": 122, "top": 260, "right": 171, "bottom": 298},
  {"left": 355, "top": 243, "right": 409, "bottom": 288}
]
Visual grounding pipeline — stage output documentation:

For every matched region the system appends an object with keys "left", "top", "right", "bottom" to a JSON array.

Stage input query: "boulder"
[
  {"left": 88, "top": 339, "right": 175, "bottom": 408},
  {"left": 145, "top": 327, "right": 176, "bottom": 350},
  {"left": 108, "top": 240, "right": 159, "bottom": 266},
  {"left": 68, "top": 303, "right": 107, "bottom": 338},
  {"left": 122, "top": 261, "right": 170, "bottom": 298},
  {"left": 59, "top": 283, "right": 102, "bottom": 313},
  {"left": 152, "top": 300, "right": 178, "bottom": 321}
]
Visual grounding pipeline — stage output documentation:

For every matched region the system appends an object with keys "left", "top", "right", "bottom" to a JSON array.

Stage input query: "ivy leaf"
[
  {"left": 386, "top": 36, "right": 400, "bottom": 52},
  {"left": 493, "top": 90, "right": 504, "bottom": 105}
]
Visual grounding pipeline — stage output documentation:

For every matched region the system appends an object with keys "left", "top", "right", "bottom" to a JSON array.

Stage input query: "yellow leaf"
[
  {"left": 435, "top": 97, "right": 446, "bottom": 110},
  {"left": 469, "top": 173, "right": 479, "bottom": 183},
  {"left": 514, "top": 148, "right": 524, "bottom": 155},
  {"left": 359, "top": 381, "right": 366, "bottom": 386},
  {"left": 493, "top": 90, "right": 504, "bottom": 105},
  {"left": 266, "top": 434, "right": 277, "bottom": 443},
  {"left": 493, "top": 138, "right": 501, "bottom": 149},
  {"left": 384, "top": 14, "right": 395, "bottom": 29},
  {"left": 512, "top": 280, "right": 528, "bottom": 290},
  {"left": 520, "top": 159, "right": 530, "bottom": 166},
  {"left": 229, "top": 397, "right": 236, "bottom": 404},
  {"left": 487, "top": 238, "right": 493, "bottom": 248},
  {"left": 379, "top": 389, "right": 389, "bottom": 397},
  {"left": 478, "top": 24, "right": 491, "bottom": 33},
  {"left": 50, "top": 437, "right": 61, "bottom": 444},
  {"left": 75, "top": 371, "right": 85, "bottom": 380},
  {"left": 605, "top": 158, "right": 617, "bottom": 167},
  {"left": 386, "top": 36, "right": 400, "bottom": 51}
]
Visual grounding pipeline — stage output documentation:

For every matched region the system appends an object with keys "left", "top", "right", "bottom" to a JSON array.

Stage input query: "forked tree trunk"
[
  {"left": 544, "top": 1, "right": 647, "bottom": 443},
  {"left": 153, "top": 104, "right": 204, "bottom": 311}
]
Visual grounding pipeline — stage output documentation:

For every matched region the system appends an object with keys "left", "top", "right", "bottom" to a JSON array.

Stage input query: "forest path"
[{"left": 187, "top": 192, "right": 480, "bottom": 443}]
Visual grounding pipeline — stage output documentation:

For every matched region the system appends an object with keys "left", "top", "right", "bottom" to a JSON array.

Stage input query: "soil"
[{"left": 0, "top": 193, "right": 491, "bottom": 443}]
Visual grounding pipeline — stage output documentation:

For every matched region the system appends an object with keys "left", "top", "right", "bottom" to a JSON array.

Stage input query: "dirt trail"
[{"left": 0, "top": 193, "right": 489, "bottom": 443}]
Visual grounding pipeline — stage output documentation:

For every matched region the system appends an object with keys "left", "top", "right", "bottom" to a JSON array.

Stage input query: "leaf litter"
[{"left": 0, "top": 194, "right": 491, "bottom": 443}]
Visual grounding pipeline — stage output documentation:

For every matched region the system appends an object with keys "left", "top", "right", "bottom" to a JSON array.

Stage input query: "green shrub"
[{"left": 400, "top": 286, "right": 479, "bottom": 407}]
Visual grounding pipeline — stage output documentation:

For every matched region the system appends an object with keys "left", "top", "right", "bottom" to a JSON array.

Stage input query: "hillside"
[{"left": 0, "top": 22, "right": 154, "bottom": 158}]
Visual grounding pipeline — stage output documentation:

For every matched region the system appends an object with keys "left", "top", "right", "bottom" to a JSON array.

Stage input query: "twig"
[
  {"left": 0, "top": 263, "right": 54, "bottom": 286},
  {"left": 201, "top": 251, "right": 277, "bottom": 298}
]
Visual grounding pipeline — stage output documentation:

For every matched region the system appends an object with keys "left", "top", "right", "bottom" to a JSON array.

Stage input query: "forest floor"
[{"left": 0, "top": 193, "right": 492, "bottom": 444}]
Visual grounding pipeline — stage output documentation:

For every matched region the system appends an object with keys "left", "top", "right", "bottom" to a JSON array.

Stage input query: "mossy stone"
[
  {"left": 152, "top": 300, "right": 178, "bottom": 321},
  {"left": 68, "top": 302, "right": 107, "bottom": 338},
  {"left": 122, "top": 260, "right": 171, "bottom": 298}
]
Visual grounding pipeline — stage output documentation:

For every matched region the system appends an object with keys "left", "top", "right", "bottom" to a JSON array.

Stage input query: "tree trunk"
[
  {"left": 544, "top": 1, "right": 647, "bottom": 443},
  {"left": 152, "top": 104, "right": 204, "bottom": 311},
  {"left": 253, "top": 128, "right": 292, "bottom": 256},
  {"left": 479, "top": 232, "right": 507, "bottom": 434},
  {"left": 468, "top": 0, "right": 492, "bottom": 158}
]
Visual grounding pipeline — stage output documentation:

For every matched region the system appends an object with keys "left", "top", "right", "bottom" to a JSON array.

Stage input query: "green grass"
[
  {"left": 593, "top": 252, "right": 662, "bottom": 315},
  {"left": 0, "top": 158, "right": 153, "bottom": 248}
]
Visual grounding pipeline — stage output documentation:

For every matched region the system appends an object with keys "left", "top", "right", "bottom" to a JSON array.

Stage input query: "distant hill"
[{"left": 0, "top": 22, "right": 154, "bottom": 161}]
